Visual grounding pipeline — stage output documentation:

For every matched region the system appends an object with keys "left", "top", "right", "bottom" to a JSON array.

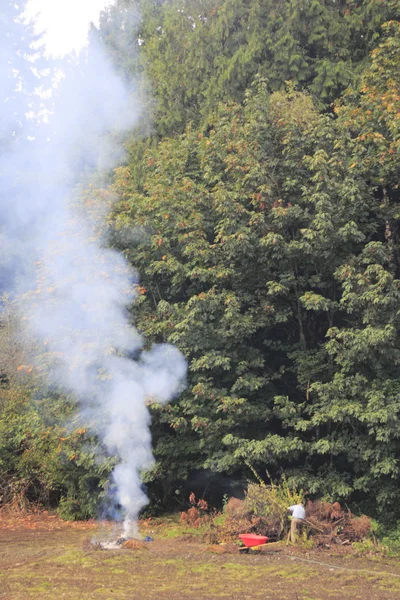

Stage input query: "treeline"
[{"left": 1, "top": 0, "right": 400, "bottom": 522}]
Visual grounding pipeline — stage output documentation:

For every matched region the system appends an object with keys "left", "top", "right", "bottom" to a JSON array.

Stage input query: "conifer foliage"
[{"left": 1, "top": 0, "right": 400, "bottom": 521}]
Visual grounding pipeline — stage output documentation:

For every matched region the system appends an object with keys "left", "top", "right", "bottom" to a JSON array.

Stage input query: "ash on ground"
[
  {"left": 96, "top": 537, "right": 128, "bottom": 550},
  {"left": 89, "top": 536, "right": 151, "bottom": 551},
  {"left": 98, "top": 537, "right": 127, "bottom": 550}
]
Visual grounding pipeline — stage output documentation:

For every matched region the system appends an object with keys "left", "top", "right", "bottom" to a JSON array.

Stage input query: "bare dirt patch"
[{"left": 1, "top": 512, "right": 400, "bottom": 599}]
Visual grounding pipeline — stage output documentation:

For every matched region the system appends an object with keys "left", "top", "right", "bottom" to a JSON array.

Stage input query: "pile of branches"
[
  {"left": 208, "top": 480, "right": 305, "bottom": 543},
  {"left": 205, "top": 496, "right": 372, "bottom": 547},
  {"left": 304, "top": 500, "right": 371, "bottom": 546},
  {"left": 205, "top": 497, "right": 276, "bottom": 545}
]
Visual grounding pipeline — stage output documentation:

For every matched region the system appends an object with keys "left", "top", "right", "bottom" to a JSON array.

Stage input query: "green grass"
[{"left": 2, "top": 518, "right": 400, "bottom": 599}]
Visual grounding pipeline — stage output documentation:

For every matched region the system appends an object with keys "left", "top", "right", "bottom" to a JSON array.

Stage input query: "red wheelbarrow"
[{"left": 239, "top": 533, "right": 269, "bottom": 553}]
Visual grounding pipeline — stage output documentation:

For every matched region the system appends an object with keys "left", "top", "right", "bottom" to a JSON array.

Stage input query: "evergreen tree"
[
  {"left": 100, "top": 0, "right": 399, "bottom": 135},
  {"left": 2, "top": 0, "right": 400, "bottom": 521},
  {"left": 109, "top": 81, "right": 383, "bottom": 510}
]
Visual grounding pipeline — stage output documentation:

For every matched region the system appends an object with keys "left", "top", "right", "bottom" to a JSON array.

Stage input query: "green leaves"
[
  {"left": 99, "top": 0, "right": 398, "bottom": 136},
  {"left": 108, "top": 52, "right": 400, "bottom": 518},
  {"left": 3, "top": 0, "right": 400, "bottom": 520},
  {"left": 300, "top": 292, "right": 333, "bottom": 313}
]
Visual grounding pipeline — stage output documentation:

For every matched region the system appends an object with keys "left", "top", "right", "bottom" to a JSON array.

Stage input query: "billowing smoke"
[{"left": 0, "top": 2, "right": 186, "bottom": 536}]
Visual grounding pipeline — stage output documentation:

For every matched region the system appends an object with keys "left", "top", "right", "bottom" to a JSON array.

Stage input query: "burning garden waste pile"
[{"left": 0, "top": 1, "right": 186, "bottom": 544}]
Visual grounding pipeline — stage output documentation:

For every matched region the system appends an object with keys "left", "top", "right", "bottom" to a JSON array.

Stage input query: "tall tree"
[
  {"left": 277, "top": 18, "right": 400, "bottom": 518},
  {"left": 108, "top": 80, "right": 381, "bottom": 509},
  {"left": 100, "top": 0, "right": 399, "bottom": 135}
]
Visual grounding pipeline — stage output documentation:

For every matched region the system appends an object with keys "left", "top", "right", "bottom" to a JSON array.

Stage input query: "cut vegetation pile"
[
  {"left": 182, "top": 483, "right": 372, "bottom": 549},
  {"left": 305, "top": 500, "right": 372, "bottom": 547}
]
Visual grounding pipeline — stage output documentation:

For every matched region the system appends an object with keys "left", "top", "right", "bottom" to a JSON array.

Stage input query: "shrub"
[
  {"left": 379, "top": 522, "right": 400, "bottom": 557},
  {"left": 244, "top": 477, "right": 304, "bottom": 540}
]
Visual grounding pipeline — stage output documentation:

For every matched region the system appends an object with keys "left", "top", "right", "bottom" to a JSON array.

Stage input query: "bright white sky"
[{"left": 25, "top": 0, "right": 114, "bottom": 56}]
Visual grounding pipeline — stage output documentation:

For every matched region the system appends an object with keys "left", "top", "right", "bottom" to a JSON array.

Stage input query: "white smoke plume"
[{"left": 0, "top": 2, "right": 186, "bottom": 536}]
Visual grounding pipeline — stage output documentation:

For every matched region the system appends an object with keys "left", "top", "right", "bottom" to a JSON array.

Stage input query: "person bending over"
[{"left": 287, "top": 503, "right": 305, "bottom": 543}]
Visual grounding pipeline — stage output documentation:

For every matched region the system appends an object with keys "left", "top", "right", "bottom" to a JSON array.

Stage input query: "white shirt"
[{"left": 288, "top": 504, "right": 305, "bottom": 520}]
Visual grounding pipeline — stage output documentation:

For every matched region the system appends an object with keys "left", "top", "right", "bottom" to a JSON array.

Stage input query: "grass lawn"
[{"left": 1, "top": 512, "right": 400, "bottom": 599}]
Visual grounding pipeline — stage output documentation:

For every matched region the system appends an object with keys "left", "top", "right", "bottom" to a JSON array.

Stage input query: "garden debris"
[
  {"left": 122, "top": 539, "right": 149, "bottom": 550},
  {"left": 303, "top": 500, "right": 371, "bottom": 546},
  {"left": 224, "top": 498, "right": 245, "bottom": 517},
  {"left": 206, "top": 490, "right": 371, "bottom": 548},
  {"left": 82, "top": 538, "right": 103, "bottom": 551},
  {"left": 209, "top": 480, "right": 302, "bottom": 544},
  {"left": 0, "top": 505, "right": 98, "bottom": 532},
  {"left": 206, "top": 512, "right": 269, "bottom": 545},
  {"left": 116, "top": 537, "right": 127, "bottom": 545},
  {"left": 180, "top": 493, "right": 213, "bottom": 527},
  {"left": 205, "top": 543, "right": 237, "bottom": 554}
]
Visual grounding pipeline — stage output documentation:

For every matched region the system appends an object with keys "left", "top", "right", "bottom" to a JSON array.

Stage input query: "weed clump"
[{"left": 180, "top": 493, "right": 212, "bottom": 528}]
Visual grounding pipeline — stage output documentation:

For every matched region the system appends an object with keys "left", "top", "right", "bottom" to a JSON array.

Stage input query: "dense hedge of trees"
[
  {"left": 1, "top": 0, "right": 400, "bottom": 522},
  {"left": 100, "top": 0, "right": 400, "bottom": 134}
]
